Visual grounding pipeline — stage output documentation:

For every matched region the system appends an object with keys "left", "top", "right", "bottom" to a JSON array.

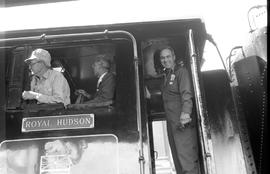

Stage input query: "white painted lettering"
[
  {"left": 31, "top": 121, "right": 37, "bottom": 128},
  {"left": 79, "top": 118, "right": 84, "bottom": 124},
  {"left": 74, "top": 118, "right": 79, "bottom": 125},
  {"left": 68, "top": 118, "right": 73, "bottom": 125},
  {"left": 25, "top": 121, "right": 31, "bottom": 128},
  {"left": 85, "top": 118, "right": 91, "bottom": 124},
  {"left": 57, "top": 119, "right": 63, "bottom": 126}
]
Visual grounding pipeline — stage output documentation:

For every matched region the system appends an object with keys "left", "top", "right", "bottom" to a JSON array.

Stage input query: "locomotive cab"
[{"left": 0, "top": 18, "right": 260, "bottom": 174}]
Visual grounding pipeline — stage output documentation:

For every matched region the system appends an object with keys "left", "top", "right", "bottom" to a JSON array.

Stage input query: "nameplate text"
[{"left": 22, "top": 114, "right": 94, "bottom": 132}]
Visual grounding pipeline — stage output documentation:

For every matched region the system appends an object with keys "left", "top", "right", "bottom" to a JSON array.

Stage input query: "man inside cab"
[
  {"left": 75, "top": 56, "right": 116, "bottom": 104},
  {"left": 22, "top": 48, "right": 70, "bottom": 107}
]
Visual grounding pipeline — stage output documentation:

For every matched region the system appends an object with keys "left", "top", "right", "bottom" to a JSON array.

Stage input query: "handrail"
[
  {"left": 188, "top": 29, "right": 216, "bottom": 174},
  {"left": 226, "top": 46, "right": 245, "bottom": 78},
  {"left": 247, "top": 5, "right": 267, "bottom": 32},
  {"left": 105, "top": 30, "right": 145, "bottom": 174},
  {"left": 206, "top": 34, "right": 232, "bottom": 82}
]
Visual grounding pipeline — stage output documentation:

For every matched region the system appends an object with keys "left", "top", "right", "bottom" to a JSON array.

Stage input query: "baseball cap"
[{"left": 25, "top": 48, "right": 51, "bottom": 67}]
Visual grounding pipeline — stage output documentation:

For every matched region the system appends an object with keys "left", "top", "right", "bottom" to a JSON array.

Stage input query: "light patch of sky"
[{"left": 0, "top": 0, "right": 267, "bottom": 70}]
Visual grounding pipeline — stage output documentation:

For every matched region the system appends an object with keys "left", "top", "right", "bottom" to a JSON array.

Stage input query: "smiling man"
[
  {"left": 160, "top": 46, "right": 199, "bottom": 174},
  {"left": 22, "top": 48, "right": 70, "bottom": 106}
]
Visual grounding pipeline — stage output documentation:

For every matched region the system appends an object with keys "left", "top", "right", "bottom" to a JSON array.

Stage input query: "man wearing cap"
[
  {"left": 22, "top": 48, "right": 70, "bottom": 106},
  {"left": 75, "top": 56, "right": 115, "bottom": 103}
]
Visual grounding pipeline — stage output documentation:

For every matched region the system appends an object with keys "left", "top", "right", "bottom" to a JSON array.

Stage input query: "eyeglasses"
[{"left": 29, "top": 61, "right": 40, "bottom": 67}]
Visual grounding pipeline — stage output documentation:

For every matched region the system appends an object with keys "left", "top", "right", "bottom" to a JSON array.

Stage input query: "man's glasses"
[{"left": 29, "top": 61, "right": 41, "bottom": 67}]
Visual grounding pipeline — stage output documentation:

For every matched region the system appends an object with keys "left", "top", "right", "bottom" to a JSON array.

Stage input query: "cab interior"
[{"left": 5, "top": 38, "right": 137, "bottom": 117}]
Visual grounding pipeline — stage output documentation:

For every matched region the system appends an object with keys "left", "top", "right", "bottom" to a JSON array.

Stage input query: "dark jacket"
[
  {"left": 161, "top": 65, "right": 193, "bottom": 123},
  {"left": 90, "top": 72, "right": 116, "bottom": 103}
]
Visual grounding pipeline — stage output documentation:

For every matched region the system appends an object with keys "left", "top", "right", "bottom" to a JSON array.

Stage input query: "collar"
[
  {"left": 163, "top": 63, "right": 183, "bottom": 76},
  {"left": 98, "top": 72, "right": 107, "bottom": 82},
  {"left": 35, "top": 69, "right": 52, "bottom": 80},
  {"left": 43, "top": 69, "right": 52, "bottom": 79}
]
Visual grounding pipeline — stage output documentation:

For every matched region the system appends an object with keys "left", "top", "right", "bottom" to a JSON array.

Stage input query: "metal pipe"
[
  {"left": 105, "top": 30, "right": 145, "bottom": 174},
  {"left": 188, "top": 29, "right": 216, "bottom": 174},
  {"left": 0, "top": 31, "right": 109, "bottom": 43},
  {"left": 226, "top": 46, "right": 245, "bottom": 78},
  {"left": 206, "top": 34, "right": 232, "bottom": 82}
]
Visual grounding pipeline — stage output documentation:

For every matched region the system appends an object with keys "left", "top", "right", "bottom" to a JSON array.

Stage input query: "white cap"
[{"left": 25, "top": 48, "right": 51, "bottom": 67}]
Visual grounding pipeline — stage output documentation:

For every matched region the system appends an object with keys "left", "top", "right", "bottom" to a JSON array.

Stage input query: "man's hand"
[
  {"left": 22, "top": 91, "right": 39, "bottom": 100},
  {"left": 178, "top": 112, "right": 192, "bottom": 130},
  {"left": 75, "top": 89, "right": 91, "bottom": 99}
]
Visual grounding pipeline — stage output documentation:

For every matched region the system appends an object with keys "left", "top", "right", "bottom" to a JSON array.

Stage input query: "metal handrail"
[
  {"left": 188, "top": 29, "right": 216, "bottom": 174},
  {"left": 206, "top": 34, "right": 232, "bottom": 82},
  {"left": 247, "top": 5, "right": 267, "bottom": 32},
  {"left": 226, "top": 46, "right": 245, "bottom": 78}
]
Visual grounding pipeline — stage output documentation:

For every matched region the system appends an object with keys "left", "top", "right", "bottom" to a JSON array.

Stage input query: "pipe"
[
  {"left": 206, "top": 34, "right": 232, "bottom": 82},
  {"left": 105, "top": 30, "right": 145, "bottom": 174},
  {"left": 226, "top": 46, "right": 245, "bottom": 78},
  {"left": 188, "top": 29, "right": 216, "bottom": 174}
]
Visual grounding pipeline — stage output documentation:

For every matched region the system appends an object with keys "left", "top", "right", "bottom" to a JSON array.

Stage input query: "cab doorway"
[{"left": 151, "top": 120, "right": 176, "bottom": 174}]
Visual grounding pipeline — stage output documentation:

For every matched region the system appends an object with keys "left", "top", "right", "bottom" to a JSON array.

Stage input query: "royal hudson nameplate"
[{"left": 22, "top": 114, "right": 94, "bottom": 132}]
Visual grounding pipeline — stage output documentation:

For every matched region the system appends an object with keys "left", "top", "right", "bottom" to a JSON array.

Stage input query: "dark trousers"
[{"left": 167, "top": 120, "right": 199, "bottom": 174}]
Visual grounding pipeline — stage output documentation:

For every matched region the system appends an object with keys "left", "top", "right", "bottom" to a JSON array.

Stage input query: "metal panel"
[
  {"left": 0, "top": 49, "right": 6, "bottom": 142},
  {"left": 233, "top": 56, "right": 267, "bottom": 173},
  {"left": 202, "top": 70, "right": 249, "bottom": 174},
  {"left": 6, "top": 47, "right": 28, "bottom": 109}
]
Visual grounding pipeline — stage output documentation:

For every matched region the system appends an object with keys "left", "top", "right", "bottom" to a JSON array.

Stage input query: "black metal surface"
[
  {"left": 233, "top": 56, "right": 267, "bottom": 173},
  {"left": 202, "top": 69, "right": 254, "bottom": 174},
  {"left": 6, "top": 48, "right": 28, "bottom": 109},
  {"left": 0, "top": 49, "right": 6, "bottom": 142},
  {"left": 202, "top": 70, "right": 235, "bottom": 135}
]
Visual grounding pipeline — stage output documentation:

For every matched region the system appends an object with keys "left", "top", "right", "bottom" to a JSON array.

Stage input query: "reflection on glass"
[{"left": 0, "top": 135, "right": 118, "bottom": 174}]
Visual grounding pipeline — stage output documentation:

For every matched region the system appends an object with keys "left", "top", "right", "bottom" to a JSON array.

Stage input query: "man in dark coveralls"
[
  {"left": 75, "top": 56, "right": 115, "bottom": 103},
  {"left": 160, "top": 46, "right": 199, "bottom": 174}
]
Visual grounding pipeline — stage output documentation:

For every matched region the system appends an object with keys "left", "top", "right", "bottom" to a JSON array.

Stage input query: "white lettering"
[
  {"left": 25, "top": 121, "right": 31, "bottom": 128},
  {"left": 68, "top": 118, "right": 73, "bottom": 125},
  {"left": 37, "top": 120, "right": 42, "bottom": 127},
  {"left": 57, "top": 119, "right": 63, "bottom": 126},
  {"left": 56, "top": 117, "right": 92, "bottom": 126},
  {"left": 31, "top": 121, "right": 37, "bottom": 128},
  {"left": 23, "top": 115, "right": 93, "bottom": 132},
  {"left": 25, "top": 120, "right": 50, "bottom": 128},
  {"left": 41, "top": 120, "right": 50, "bottom": 127},
  {"left": 79, "top": 118, "right": 84, "bottom": 124},
  {"left": 74, "top": 118, "right": 79, "bottom": 125}
]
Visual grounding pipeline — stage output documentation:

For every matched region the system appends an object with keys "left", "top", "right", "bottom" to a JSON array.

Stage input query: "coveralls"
[{"left": 162, "top": 64, "right": 199, "bottom": 174}]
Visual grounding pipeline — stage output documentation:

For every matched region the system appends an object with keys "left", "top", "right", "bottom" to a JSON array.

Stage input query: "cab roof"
[{"left": 1, "top": 18, "right": 207, "bottom": 57}]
